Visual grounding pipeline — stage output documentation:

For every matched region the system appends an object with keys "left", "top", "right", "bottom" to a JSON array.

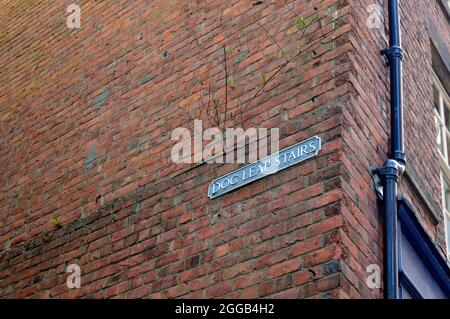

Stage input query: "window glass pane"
[
  {"left": 443, "top": 178, "right": 450, "bottom": 212},
  {"left": 446, "top": 100, "right": 450, "bottom": 128},
  {"left": 447, "top": 130, "right": 450, "bottom": 163},
  {"left": 446, "top": 214, "right": 450, "bottom": 257},
  {"left": 434, "top": 85, "right": 440, "bottom": 114},
  {"left": 445, "top": 101, "right": 450, "bottom": 129},
  {"left": 435, "top": 115, "right": 444, "bottom": 154}
]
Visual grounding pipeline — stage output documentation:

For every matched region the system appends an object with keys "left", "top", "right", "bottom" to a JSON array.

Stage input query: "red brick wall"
[{"left": 0, "top": 0, "right": 448, "bottom": 299}]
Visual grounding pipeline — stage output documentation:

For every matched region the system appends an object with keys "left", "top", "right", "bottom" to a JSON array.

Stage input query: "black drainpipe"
[{"left": 373, "top": 0, "right": 406, "bottom": 299}]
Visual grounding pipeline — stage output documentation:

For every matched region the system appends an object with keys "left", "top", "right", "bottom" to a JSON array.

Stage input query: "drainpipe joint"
[
  {"left": 381, "top": 46, "right": 404, "bottom": 66},
  {"left": 374, "top": 159, "right": 405, "bottom": 182}
]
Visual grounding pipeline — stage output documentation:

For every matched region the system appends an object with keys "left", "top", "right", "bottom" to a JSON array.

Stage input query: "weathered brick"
[
  {"left": 268, "top": 258, "right": 301, "bottom": 279},
  {"left": 205, "top": 283, "right": 233, "bottom": 298}
]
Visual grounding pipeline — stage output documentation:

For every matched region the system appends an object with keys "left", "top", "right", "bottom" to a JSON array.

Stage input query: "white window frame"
[{"left": 433, "top": 71, "right": 450, "bottom": 260}]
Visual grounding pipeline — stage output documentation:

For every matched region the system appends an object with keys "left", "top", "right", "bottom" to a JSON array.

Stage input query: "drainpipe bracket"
[
  {"left": 380, "top": 46, "right": 404, "bottom": 66},
  {"left": 372, "top": 159, "right": 406, "bottom": 200},
  {"left": 371, "top": 168, "right": 384, "bottom": 200}
]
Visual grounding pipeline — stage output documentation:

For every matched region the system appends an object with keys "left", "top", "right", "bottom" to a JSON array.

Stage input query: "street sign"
[{"left": 208, "top": 136, "right": 321, "bottom": 199}]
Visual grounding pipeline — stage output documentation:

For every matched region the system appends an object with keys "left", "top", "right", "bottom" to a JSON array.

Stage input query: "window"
[
  {"left": 433, "top": 71, "right": 450, "bottom": 260},
  {"left": 397, "top": 198, "right": 450, "bottom": 299}
]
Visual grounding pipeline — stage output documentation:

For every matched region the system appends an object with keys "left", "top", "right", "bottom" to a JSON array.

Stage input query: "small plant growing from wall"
[
  {"left": 183, "top": 2, "right": 332, "bottom": 132},
  {"left": 50, "top": 216, "right": 62, "bottom": 229}
]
